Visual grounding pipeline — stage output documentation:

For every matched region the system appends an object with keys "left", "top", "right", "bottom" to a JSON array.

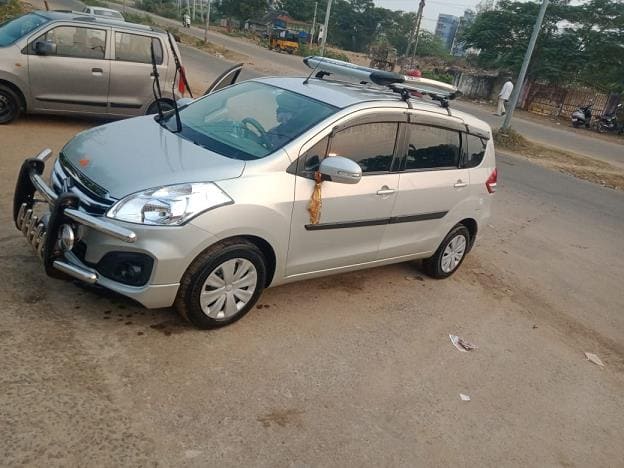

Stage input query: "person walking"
[{"left": 496, "top": 76, "right": 514, "bottom": 116}]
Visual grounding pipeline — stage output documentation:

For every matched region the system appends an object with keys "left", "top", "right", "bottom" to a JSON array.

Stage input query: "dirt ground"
[{"left": 1, "top": 108, "right": 624, "bottom": 467}]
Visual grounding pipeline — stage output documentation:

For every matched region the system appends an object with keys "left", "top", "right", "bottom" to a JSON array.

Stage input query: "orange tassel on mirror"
[{"left": 308, "top": 171, "right": 323, "bottom": 225}]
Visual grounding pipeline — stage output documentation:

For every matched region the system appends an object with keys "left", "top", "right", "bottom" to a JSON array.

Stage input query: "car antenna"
[
  {"left": 303, "top": 55, "right": 327, "bottom": 85},
  {"left": 150, "top": 42, "right": 164, "bottom": 122}
]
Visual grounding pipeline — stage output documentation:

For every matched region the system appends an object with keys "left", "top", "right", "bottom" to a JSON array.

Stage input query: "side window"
[
  {"left": 464, "top": 134, "right": 487, "bottom": 168},
  {"left": 405, "top": 124, "right": 461, "bottom": 170},
  {"left": 115, "top": 32, "right": 162, "bottom": 64},
  {"left": 297, "top": 137, "right": 329, "bottom": 177},
  {"left": 35, "top": 26, "right": 106, "bottom": 59},
  {"left": 329, "top": 123, "right": 398, "bottom": 174}
]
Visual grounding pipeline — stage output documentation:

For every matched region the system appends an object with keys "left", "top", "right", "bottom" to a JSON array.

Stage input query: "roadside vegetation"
[
  {"left": 1, "top": 0, "right": 24, "bottom": 22},
  {"left": 494, "top": 128, "right": 624, "bottom": 191}
]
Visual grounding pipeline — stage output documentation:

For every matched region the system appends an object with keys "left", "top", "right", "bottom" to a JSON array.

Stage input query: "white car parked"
[
  {"left": 82, "top": 5, "right": 125, "bottom": 21},
  {"left": 13, "top": 58, "right": 497, "bottom": 329}
]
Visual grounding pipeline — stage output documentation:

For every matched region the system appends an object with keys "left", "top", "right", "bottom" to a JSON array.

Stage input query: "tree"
[
  {"left": 462, "top": 0, "right": 624, "bottom": 92},
  {"left": 219, "top": 0, "right": 266, "bottom": 21}
]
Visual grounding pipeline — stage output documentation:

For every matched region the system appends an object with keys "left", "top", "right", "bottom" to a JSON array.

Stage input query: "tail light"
[{"left": 486, "top": 168, "right": 497, "bottom": 193}]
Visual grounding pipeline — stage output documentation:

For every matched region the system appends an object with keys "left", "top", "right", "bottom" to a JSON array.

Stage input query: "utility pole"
[
  {"left": 410, "top": 0, "right": 425, "bottom": 68},
  {"left": 320, "top": 0, "right": 333, "bottom": 57},
  {"left": 310, "top": 2, "right": 318, "bottom": 46},
  {"left": 501, "top": 0, "right": 549, "bottom": 130},
  {"left": 204, "top": 0, "right": 211, "bottom": 43}
]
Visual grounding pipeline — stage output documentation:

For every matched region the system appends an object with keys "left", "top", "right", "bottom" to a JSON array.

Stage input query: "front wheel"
[
  {"left": 422, "top": 225, "right": 470, "bottom": 279},
  {"left": 175, "top": 239, "right": 267, "bottom": 329},
  {"left": 598, "top": 123, "right": 608, "bottom": 133},
  {"left": 0, "top": 84, "right": 21, "bottom": 124}
]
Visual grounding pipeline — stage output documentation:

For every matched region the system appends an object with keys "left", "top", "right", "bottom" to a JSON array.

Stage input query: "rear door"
[
  {"left": 378, "top": 121, "right": 470, "bottom": 259},
  {"left": 28, "top": 24, "right": 110, "bottom": 113},
  {"left": 108, "top": 30, "right": 166, "bottom": 115}
]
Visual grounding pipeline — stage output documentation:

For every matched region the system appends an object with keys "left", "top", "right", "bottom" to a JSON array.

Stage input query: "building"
[
  {"left": 451, "top": 9, "right": 476, "bottom": 57},
  {"left": 434, "top": 14, "right": 460, "bottom": 51}
]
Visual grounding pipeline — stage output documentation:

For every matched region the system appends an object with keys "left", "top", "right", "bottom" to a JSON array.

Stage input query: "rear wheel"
[
  {"left": 175, "top": 239, "right": 267, "bottom": 329},
  {"left": 423, "top": 225, "right": 470, "bottom": 279},
  {"left": 0, "top": 84, "right": 21, "bottom": 124}
]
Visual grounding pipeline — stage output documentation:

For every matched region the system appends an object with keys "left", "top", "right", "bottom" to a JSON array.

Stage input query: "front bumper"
[{"left": 13, "top": 149, "right": 186, "bottom": 308}]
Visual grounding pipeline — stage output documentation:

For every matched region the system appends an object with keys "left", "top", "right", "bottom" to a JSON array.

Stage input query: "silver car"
[
  {"left": 0, "top": 10, "right": 182, "bottom": 123},
  {"left": 13, "top": 67, "right": 497, "bottom": 329},
  {"left": 81, "top": 6, "right": 125, "bottom": 21}
]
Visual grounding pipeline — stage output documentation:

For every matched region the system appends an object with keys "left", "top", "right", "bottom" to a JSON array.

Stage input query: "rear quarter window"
[{"left": 464, "top": 134, "right": 487, "bottom": 168}]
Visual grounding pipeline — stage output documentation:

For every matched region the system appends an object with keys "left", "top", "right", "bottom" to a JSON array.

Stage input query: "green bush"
[
  {"left": 421, "top": 70, "right": 453, "bottom": 85},
  {"left": 0, "top": 0, "right": 23, "bottom": 22}
]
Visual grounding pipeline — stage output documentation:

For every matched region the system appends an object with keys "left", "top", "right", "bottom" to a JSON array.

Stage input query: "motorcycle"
[
  {"left": 182, "top": 16, "right": 191, "bottom": 28},
  {"left": 598, "top": 103, "right": 623, "bottom": 134},
  {"left": 571, "top": 104, "right": 592, "bottom": 128}
]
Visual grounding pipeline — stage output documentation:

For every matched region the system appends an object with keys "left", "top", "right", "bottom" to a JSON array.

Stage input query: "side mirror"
[
  {"left": 176, "top": 97, "right": 194, "bottom": 108},
  {"left": 34, "top": 40, "right": 57, "bottom": 55},
  {"left": 319, "top": 156, "right": 362, "bottom": 184}
]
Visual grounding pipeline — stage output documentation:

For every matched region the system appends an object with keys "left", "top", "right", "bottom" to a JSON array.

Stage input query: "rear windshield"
[
  {"left": 0, "top": 13, "right": 49, "bottom": 47},
  {"left": 166, "top": 81, "right": 337, "bottom": 161}
]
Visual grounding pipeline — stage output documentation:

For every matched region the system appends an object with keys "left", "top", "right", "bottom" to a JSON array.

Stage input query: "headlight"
[{"left": 106, "top": 182, "right": 232, "bottom": 226}]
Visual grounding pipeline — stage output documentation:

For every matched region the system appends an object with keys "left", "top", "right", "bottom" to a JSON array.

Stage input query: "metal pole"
[
  {"left": 410, "top": 0, "right": 425, "bottom": 68},
  {"left": 320, "top": 0, "right": 333, "bottom": 57},
  {"left": 501, "top": 0, "right": 549, "bottom": 130},
  {"left": 310, "top": 2, "right": 318, "bottom": 46},
  {"left": 204, "top": 0, "right": 211, "bottom": 43}
]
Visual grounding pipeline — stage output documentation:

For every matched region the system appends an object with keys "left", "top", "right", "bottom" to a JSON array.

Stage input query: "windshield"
[
  {"left": 167, "top": 81, "right": 337, "bottom": 160},
  {"left": 0, "top": 13, "right": 49, "bottom": 47}
]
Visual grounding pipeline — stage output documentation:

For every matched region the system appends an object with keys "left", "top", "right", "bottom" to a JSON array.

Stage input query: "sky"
[{"left": 375, "top": 0, "right": 480, "bottom": 32}]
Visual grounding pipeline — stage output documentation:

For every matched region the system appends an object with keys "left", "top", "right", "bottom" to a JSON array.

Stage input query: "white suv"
[{"left": 13, "top": 58, "right": 496, "bottom": 329}]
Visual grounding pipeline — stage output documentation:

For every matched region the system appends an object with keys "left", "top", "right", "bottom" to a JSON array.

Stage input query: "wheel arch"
[{"left": 458, "top": 218, "right": 478, "bottom": 251}]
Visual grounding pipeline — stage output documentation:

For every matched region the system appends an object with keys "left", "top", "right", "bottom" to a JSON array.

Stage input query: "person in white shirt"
[{"left": 496, "top": 77, "right": 514, "bottom": 116}]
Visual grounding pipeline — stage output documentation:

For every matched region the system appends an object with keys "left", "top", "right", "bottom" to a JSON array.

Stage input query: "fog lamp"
[{"left": 58, "top": 224, "right": 75, "bottom": 252}]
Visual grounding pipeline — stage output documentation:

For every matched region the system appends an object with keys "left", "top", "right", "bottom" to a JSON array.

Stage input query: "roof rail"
[{"left": 303, "top": 56, "right": 460, "bottom": 108}]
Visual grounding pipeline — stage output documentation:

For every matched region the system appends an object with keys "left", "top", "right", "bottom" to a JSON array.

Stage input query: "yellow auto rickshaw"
[{"left": 268, "top": 29, "right": 299, "bottom": 54}]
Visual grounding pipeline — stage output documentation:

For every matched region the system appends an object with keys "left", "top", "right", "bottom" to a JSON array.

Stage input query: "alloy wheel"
[{"left": 441, "top": 235, "right": 467, "bottom": 273}]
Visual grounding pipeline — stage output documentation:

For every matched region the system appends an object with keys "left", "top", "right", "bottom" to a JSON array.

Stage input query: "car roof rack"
[{"left": 303, "top": 56, "right": 460, "bottom": 109}]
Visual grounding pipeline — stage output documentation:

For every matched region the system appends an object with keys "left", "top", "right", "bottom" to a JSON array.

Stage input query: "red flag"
[{"left": 178, "top": 66, "right": 187, "bottom": 95}]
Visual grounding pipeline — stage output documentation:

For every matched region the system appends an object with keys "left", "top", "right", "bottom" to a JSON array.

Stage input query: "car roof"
[
  {"left": 35, "top": 10, "right": 164, "bottom": 33},
  {"left": 254, "top": 76, "right": 491, "bottom": 135}
]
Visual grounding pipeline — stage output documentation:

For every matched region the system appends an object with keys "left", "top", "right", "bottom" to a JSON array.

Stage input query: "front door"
[
  {"left": 378, "top": 123, "right": 470, "bottom": 259},
  {"left": 108, "top": 31, "right": 166, "bottom": 115},
  {"left": 287, "top": 122, "right": 401, "bottom": 276},
  {"left": 28, "top": 25, "right": 110, "bottom": 113}
]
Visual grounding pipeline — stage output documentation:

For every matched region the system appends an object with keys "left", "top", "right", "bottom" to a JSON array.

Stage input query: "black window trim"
[
  {"left": 113, "top": 30, "right": 164, "bottom": 65},
  {"left": 27, "top": 24, "right": 109, "bottom": 60},
  {"left": 398, "top": 122, "right": 464, "bottom": 173}
]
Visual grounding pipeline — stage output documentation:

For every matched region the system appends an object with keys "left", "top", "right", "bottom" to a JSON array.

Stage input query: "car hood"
[{"left": 60, "top": 116, "right": 245, "bottom": 199}]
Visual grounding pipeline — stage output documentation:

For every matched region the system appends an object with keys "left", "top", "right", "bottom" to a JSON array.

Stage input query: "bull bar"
[{"left": 13, "top": 149, "right": 137, "bottom": 284}]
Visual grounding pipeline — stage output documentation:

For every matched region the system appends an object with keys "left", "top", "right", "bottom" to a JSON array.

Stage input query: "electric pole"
[
  {"left": 310, "top": 2, "right": 318, "bottom": 46},
  {"left": 410, "top": 0, "right": 425, "bottom": 68},
  {"left": 204, "top": 0, "right": 211, "bottom": 43},
  {"left": 501, "top": 0, "right": 549, "bottom": 130},
  {"left": 320, "top": 0, "right": 333, "bottom": 57}
]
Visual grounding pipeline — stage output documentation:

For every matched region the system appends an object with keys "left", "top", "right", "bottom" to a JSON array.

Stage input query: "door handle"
[
  {"left": 91, "top": 67, "right": 103, "bottom": 73},
  {"left": 454, "top": 180, "right": 468, "bottom": 188},
  {"left": 376, "top": 186, "right": 396, "bottom": 196}
]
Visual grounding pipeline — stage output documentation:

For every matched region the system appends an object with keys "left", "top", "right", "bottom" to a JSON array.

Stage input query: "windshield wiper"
[{"left": 150, "top": 41, "right": 165, "bottom": 125}]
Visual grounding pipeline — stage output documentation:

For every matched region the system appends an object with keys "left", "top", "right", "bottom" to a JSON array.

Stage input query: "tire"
[
  {"left": 146, "top": 99, "right": 175, "bottom": 115},
  {"left": 422, "top": 225, "right": 471, "bottom": 279},
  {"left": 0, "top": 84, "right": 21, "bottom": 124},
  {"left": 598, "top": 123, "right": 607, "bottom": 133},
  {"left": 175, "top": 238, "right": 267, "bottom": 329}
]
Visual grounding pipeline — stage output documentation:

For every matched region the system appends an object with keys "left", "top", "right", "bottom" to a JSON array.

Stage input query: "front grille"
[{"left": 51, "top": 158, "right": 115, "bottom": 216}]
